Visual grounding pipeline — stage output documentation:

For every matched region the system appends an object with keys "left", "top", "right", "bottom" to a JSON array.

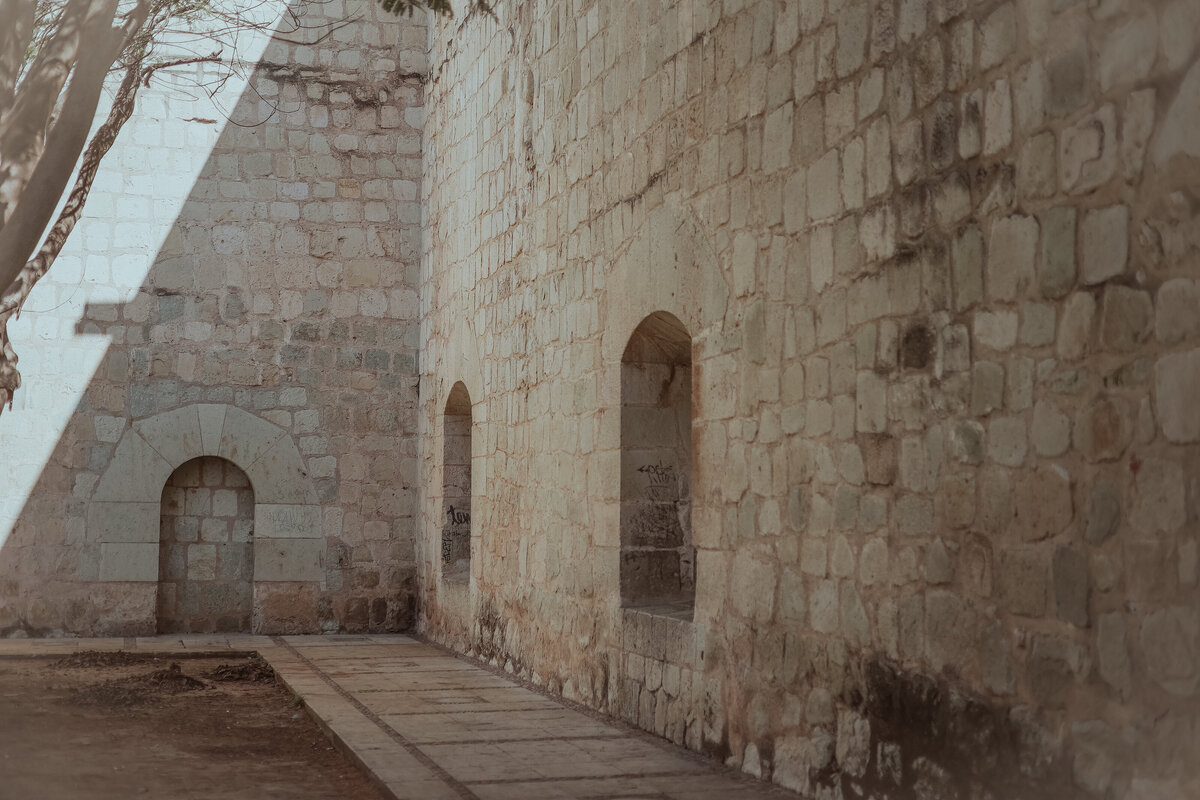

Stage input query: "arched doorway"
[{"left": 158, "top": 456, "right": 254, "bottom": 633}]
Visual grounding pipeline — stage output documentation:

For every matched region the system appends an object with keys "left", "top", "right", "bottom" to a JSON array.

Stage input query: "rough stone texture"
[
  {"left": 0, "top": 1, "right": 424, "bottom": 635},
  {"left": 414, "top": 2, "right": 1200, "bottom": 796},
  {"left": 0, "top": 0, "right": 1196, "bottom": 796}
]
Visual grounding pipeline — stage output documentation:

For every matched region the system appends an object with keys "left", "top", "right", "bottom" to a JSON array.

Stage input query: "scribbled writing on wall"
[
  {"left": 441, "top": 502, "right": 471, "bottom": 579},
  {"left": 446, "top": 505, "right": 471, "bottom": 526}
]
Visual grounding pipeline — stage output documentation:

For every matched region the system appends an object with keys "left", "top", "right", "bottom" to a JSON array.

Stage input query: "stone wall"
[
  {"left": 0, "top": 1, "right": 427, "bottom": 636},
  {"left": 419, "top": 0, "right": 1200, "bottom": 797}
]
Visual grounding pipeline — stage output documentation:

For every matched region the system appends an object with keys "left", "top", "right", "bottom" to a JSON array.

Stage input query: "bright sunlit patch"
[{"left": 0, "top": 0, "right": 294, "bottom": 547}]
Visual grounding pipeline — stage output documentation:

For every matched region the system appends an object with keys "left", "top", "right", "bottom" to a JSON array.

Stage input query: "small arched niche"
[
  {"left": 442, "top": 382, "right": 473, "bottom": 582},
  {"left": 620, "top": 311, "right": 694, "bottom": 619},
  {"left": 158, "top": 456, "right": 254, "bottom": 633}
]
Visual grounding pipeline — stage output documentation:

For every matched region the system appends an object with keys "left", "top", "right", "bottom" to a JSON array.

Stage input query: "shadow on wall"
[{"left": 0, "top": 4, "right": 424, "bottom": 637}]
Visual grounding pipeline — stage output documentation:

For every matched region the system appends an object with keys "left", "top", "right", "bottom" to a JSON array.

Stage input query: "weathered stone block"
[
  {"left": 1130, "top": 457, "right": 1186, "bottom": 534},
  {"left": 1098, "top": 286, "right": 1152, "bottom": 352},
  {"left": 1084, "top": 482, "right": 1121, "bottom": 545},
  {"left": 1032, "top": 400, "right": 1070, "bottom": 457},
  {"left": 99, "top": 542, "right": 159, "bottom": 582},
  {"left": 1013, "top": 465, "right": 1073, "bottom": 541},
  {"left": 1155, "top": 279, "right": 1200, "bottom": 344},
  {"left": 1074, "top": 396, "right": 1132, "bottom": 462},
  {"left": 256, "top": 504, "right": 322, "bottom": 539},
  {"left": 925, "top": 589, "right": 974, "bottom": 672},
  {"left": 1057, "top": 292, "right": 1095, "bottom": 361},
  {"left": 1152, "top": 60, "right": 1200, "bottom": 167},
  {"left": 1052, "top": 546, "right": 1089, "bottom": 627},
  {"left": 1098, "top": 612, "right": 1132, "bottom": 699},
  {"left": 254, "top": 538, "right": 324, "bottom": 582},
  {"left": 92, "top": 431, "right": 174, "bottom": 503},
  {"left": 1139, "top": 606, "right": 1199, "bottom": 697},
  {"left": 998, "top": 547, "right": 1046, "bottom": 618},
  {"left": 246, "top": 434, "right": 319, "bottom": 504},
  {"left": 855, "top": 371, "right": 887, "bottom": 433},
  {"left": 986, "top": 214, "right": 1037, "bottom": 302},
  {"left": 87, "top": 501, "right": 160, "bottom": 544},
  {"left": 987, "top": 416, "right": 1027, "bottom": 467},
  {"left": 1155, "top": 349, "right": 1200, "bottom": 443},
  {"left": 1081, "top": 206, "right": 1128, "bottom": 286}
]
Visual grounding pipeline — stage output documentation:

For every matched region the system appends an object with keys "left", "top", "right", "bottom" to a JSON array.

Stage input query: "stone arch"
[
  {"left": 157, "top": 456, "right": 255, "bottom": 633},
  {"left": 620, "top": 311, "right": 695, "bottom": 619},
  {"left": 434, "top": 318, "right": 486, "bottom": 595},
  {"left": 441, "top": 314, "right": 485, "bottom": 412},
  {"left": 599, "top": 203, "right": 728, "bottom": 621},
  {"left": 88, "top": 404, "right": 321, "bottom": 587},
  {"left": 600, "top": 202, "right": 728, "bottom": 388},
  {"left": 441, "top": 382, "right": 473, "bottom": 582}
]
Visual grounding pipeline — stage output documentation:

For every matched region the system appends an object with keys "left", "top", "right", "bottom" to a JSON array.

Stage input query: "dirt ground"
[{"left": 0, "top": 652, "right": 387, "bottom": 800}]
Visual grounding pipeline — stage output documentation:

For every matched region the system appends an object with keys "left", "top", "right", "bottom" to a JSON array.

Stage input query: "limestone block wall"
[
  {"left": 0, "top": 2, "right": 427, "bottom": 636},
  {"left": 419, "top": 0, "right": 1200, "bottom": 797}
]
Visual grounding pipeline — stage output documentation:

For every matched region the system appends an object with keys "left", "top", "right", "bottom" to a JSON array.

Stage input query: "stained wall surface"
[
  {"left": 417, "top": 1, "right": 1200, "bottom": 797},
  {"left": 0, "top": 1, "right": 427, "bottom": 636}
]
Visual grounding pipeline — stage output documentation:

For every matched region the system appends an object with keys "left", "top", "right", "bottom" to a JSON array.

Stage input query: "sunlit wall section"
[
  {"left": 0, "top": 0, "right": 427, "bottom": 636},
  {"left": 0, "top": 31, "right": 279, "bottom": 544}
]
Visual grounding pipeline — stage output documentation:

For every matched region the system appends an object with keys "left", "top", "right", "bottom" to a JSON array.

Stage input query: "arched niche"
[
  {"left": 88, "top": 404, "right": 322, "bottom": 591},
  {"left": 158, "top": 456, "right": 254, "bottom": 633},
  {"left": 442, "top": 382, "right": 473, "bottom": 582},
  {"left": 620, "top": 312, "right": 695, "bottom": 619}
]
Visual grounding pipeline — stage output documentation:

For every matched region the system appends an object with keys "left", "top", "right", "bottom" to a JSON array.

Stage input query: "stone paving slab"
[{"left": 0, "top": 635, "right": 795, "bottom": 800}]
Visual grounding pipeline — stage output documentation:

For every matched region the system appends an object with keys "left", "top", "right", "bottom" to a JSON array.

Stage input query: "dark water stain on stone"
[{"left": 814, "top": 658, "right": 1081, "bottom": 800}]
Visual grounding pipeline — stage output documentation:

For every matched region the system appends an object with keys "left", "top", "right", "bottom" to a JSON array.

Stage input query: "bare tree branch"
[
  {"left": 0, "top": 46, "right": 223, "bottom": 410},
  {"left": 0, "top": 0, "right": 103, "bottom": 217},
  {"left": 0, "top": 0, "right": 149, "bottom": 299},
  {"left": 0, "top": 0, "right": 491, "bottom": 414}
]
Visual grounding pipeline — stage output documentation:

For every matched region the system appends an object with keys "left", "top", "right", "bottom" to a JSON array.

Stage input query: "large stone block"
[
  {"left": 87, "top": 501, "right": 160, "bottom": 543},
  {"left": 1153, "top": 60, "right": 1200, "bottom": 167},
  {"left": 99, "top": 542, "right": 159, "bottom": 582},
  {"left": 986, "top": 214, "right": 1037, "bottom": 302},
  {"left": 997, "top": 547, "right": 1047, "bottom": 617},
  {"left": 1080, "top": 206, "right": 1128, "bottom": 285},
  {"left": 1130, "top": 457, "right": 1186, "bottom": 535},
  {"left": 197, "top": 403, "right": 228, "bottom": 454},
  {"left": 1155, "top": 349, "right": 1200, "bottom": 443},
  {"left": 1052, "top": 546, "right": 1089, "bottom": 627},
  {"left": 92, "top": 431, "right": 174, "bottom": 502},
  {"left": 1140, "top": 606, "right": 1199, "bottom": 697},
  {"left": 246, "top": 434, "right": 319, "bottom": 504},
  {"left": 254, "top": 538, "right": 324, "bottom": 582},
  {"left": 133, "top": 406, "right": 203, "bottom": 468},
  {"left": 255, "top": 504, "right": 323, "bottom": 539},
  {"left": 1098, "top": 612, "right": 1132, "bottom": 699},
  {"left": 218, "top": 406, "right": 285, "bottom": 469},
  {"left": 1013, "top": 465, "right": 1073, "bottom": 541}
]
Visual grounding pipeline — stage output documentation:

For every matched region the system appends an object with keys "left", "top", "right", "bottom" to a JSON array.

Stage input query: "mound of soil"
[
  {"left": 204, "top": 656, "right": 275, "bottom": 683},
  {"left": 70, "top": 662, "right": 208, "bottom": 707}
]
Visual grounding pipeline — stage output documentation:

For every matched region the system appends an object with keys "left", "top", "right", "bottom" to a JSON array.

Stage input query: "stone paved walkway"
[{"left": 0, "top": 635, "right": 793, "bottom": 800}]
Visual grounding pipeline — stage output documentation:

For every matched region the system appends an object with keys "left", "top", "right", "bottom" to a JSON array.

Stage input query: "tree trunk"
[
  {"left": 0, "top": 0, "right": 145, "bottom": 298},
  {"left": 0, "top": 0, "right": 37, "bottom": 121},
  {"left": 0, "top": 54, "right": 146, "bottom": 412}
]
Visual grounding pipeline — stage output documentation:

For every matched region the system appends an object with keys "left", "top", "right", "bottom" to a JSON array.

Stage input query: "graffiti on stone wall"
[
  {"left": 441, "top": 502, "right": 470, "bottom": 577},
  {"left": 445, "top": 505, "right": 471, "bottom": 526}
]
